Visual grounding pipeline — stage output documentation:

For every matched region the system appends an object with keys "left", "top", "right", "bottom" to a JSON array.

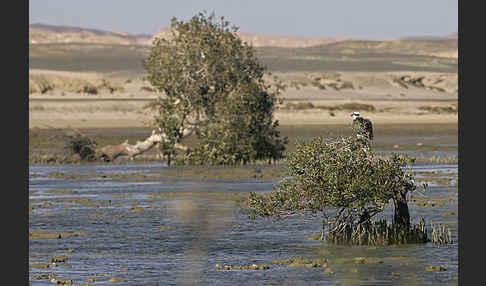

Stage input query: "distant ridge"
[
  {"left": 29, "top": 23, "right": 153, "bottom": 45},
  {"left": 29, "top": 23, "right": 350, "bottom": 48},
  {"left": 152, "top": 28, "right": 350, "bottom": 48},
  {"left": 30, "top": 23, "right": 150, "bottom": 37},
  {"left": 399, "top": 32, "right": 458, "bottom": 40},
  {"left": 29, "top": 23, "right": 458, "bottom": 57}
]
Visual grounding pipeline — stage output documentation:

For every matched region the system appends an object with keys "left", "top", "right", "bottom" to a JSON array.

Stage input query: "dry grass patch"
[
  {"left": 418, "top": 105, "right": 457, "bottom": 114},
  {"left": 282, "top": 101, "right": 375, "bottom": 112},
  {"left": 29, "top": 72, "right": 124, "bottom": 95}
]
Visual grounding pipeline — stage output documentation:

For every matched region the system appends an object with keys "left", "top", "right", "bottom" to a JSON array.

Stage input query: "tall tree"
[{"left": 144, "top": 12, "right": 287, "bottom": 165}]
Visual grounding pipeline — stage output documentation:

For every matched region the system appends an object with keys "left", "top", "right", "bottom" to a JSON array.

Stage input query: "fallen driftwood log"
[
  {"left": 94, "top": 130, "right": 163, "bottom": 162},
  {"left": 62, "top": 128, "right": 193, "bottom": 163}
]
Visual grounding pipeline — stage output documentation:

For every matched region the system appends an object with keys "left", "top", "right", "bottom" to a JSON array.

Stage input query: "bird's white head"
[{"left": 351, "top": 112, "right": 360, "bottom": 120}]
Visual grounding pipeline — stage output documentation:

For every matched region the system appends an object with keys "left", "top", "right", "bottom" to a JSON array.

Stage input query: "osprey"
[{"left": 351, "top": 112, "right": 373, "bottom": 141}]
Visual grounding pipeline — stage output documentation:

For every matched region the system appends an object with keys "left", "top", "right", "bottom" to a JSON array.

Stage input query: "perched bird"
[{"left": 351, "top": 112, "right": 373, "bottom": 141}]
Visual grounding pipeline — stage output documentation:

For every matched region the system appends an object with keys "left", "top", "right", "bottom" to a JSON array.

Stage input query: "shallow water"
[{"left": 29, "top": 163, "right": 458, "bottom": 285}]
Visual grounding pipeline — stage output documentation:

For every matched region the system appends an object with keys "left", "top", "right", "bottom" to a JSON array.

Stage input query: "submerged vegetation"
[
  {"left": 430, "top": 221, "right": 454, "bottom": 245},
  {"left": 325, "top": 218, "right": 429, "bottom": 246}
]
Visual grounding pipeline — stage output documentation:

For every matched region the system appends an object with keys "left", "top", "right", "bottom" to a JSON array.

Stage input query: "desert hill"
[
  {"left": 28, "top": 25, "right": 458, "bottom": 131},
  {"left": 152, "top": 27, "right": 350, "bottom": 48},
  {"left": 29, "top": 24, "right": 458, "bottom": 53},
  {"left": 29, "top": 24, "right": 458, "bottom": 62},
  {"left": 311, "top": 38, "right": 458, "bottom": 58},
  {"left": 29, "top": 24, "right": 458, "bottom": 75},
  {"left": 30, "top": 23, "right": 350, "bottom": 48},
  {"left": 29, "top": 23, "right": 154, "bottom": 46},
  {"left": 28, "top": 24, "right": 458, "bottom": 99}
]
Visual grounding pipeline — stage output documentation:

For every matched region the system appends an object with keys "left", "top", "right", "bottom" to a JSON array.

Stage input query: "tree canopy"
[{"left": 143, "top": 12, "right": 287, "bottom": 165}]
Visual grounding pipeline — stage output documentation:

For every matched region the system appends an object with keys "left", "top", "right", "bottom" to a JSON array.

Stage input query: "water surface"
[{"left": 29, "top": 163, "right": 458, "bottom": 285}]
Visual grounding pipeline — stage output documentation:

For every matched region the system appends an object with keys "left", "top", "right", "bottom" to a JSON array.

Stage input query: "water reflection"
[{"left": 170, "top": 200, "right": 235, "bottom": 285}]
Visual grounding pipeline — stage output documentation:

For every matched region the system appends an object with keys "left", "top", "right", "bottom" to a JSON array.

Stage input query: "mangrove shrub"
[{"left": 248, "top": 136, "right": 427, "bottom": 245}]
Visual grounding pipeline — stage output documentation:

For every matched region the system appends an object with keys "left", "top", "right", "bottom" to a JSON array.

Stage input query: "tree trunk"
[{"left": 393, "top": 191, "right": 410, "bottom": 229}]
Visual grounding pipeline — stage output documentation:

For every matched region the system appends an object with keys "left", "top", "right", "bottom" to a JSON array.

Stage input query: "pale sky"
[{"left": 29, "top": 0, "right": 458, "bottom": 40}]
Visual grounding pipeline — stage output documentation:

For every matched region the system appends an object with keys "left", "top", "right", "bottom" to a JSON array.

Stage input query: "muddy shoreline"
[{"left": 29, "top": 123, "right": 457, "bottom": 165}]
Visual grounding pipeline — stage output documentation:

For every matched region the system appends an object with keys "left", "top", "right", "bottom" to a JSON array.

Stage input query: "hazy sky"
[{"left": 29, "top": 0, "right": 458, "bottom": 40}]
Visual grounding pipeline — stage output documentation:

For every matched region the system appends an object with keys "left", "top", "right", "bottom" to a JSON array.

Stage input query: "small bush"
[
  {"left": 311, "top": 81, "right": 326, "bottom": 90},
  {"left": 97, "top": 79, "right": 124, "bottom": 94},
  {"left": 283, "top": 102, "right": 315, "bottom": 110},
  {"left": 328, "top": 82, "right": 339, "bottom": 90},
  {"left": 30, "top": 105, "right": 45, "bottom": 111},
  {"left": 336, "top": 103, "right": 375, "bottom": 112},
  {"left": 340, "top": 81, "right": 355, "bottom": 90},
  {"left": 29, "top": 75, "right": 55, "bottom": 94},
  {"left": 82, "top": 85, "right": 98, "bottom": 94},
  {"left": 29, "top": 74, "right": 123, "bottom": 95},
  {"left": 392, "top": 78, "right": 409, "bottom": 89},
  {"left": 63, "top": 129, "right": 98, "bottom": 161},
  {"left": 140, "top": 86, "right": 155, "bottom": 92},
  {"left": 419, "top": 105, "right": 457, "bottom": 114}
]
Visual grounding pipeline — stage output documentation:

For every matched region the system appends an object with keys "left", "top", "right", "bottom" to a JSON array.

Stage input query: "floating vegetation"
[
  {"left": 325, "top": 218, "right": 429, "bottom": 246},
  {"left": 331, "top": 256, "right": 391, "bottom": 265},
  {"left": 215, "top": 264, "right": 270, "bottom": 271},
  {"left": 426, "top": 265, "right": 447, "bottom": 272},
  {"left": 272, "top": 256, "right": 328, "bottom": 268},
  {"left": 31, "top": 263, "right": 51, "bottom": 269},
  {"left": 32, "top": 274, "right": 51, "bottom": 280},
  {"left": 49, "top": 277, "right": 74, "bottom": 285},
  {"left": 323, "top": 268, "right": 334, "bottom": 274},
  {"left": 88, "top": 213, "right": 105, "bottom": 218},
  {"left": 49, "top": 256, "right": 68, "bottom": 263},
  {"left": 45, "top": 189, "right": 78, "bottom": 195},
  {"left": 56, "top": 198, "right": 112, "bottom": 205},
  {"left": 108, "top": 277, "right": 128, "bottom": 283},
  {"left": 29, "top": 229, "right": 90, "bottom": 240}
]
